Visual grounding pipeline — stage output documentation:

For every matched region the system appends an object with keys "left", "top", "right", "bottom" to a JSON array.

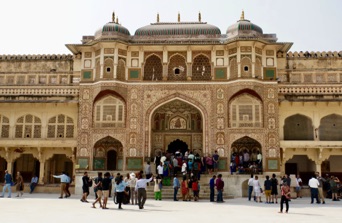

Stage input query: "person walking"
[
  {"left": 29, "top": 174, "right": 38, "bottom": 194},
  {"left": 101, "top": 172, "right": 111, "bottom": 209},
  {"left": 209, "top": 175, "right": 216, "bottom": 202},
  {"left": 216, "top": 174, "right": 224, "bottom": 202},
  {"left": 115, "top": 175, "right": 128, "bottom": 209},
  {"left": 92, "top": 172, "right": 103, "bottom": 208},
  {"left": 15, "top": 171, "right": 24, "bottom": 197},
  {"left": 53, "top": 171, "right": 69, "bottom": 199},
  {"left": 315, "top": 172, "right": 326, "bottom": 204},
  {"left": 135, "top": 173, "right": 153, "bottom": 209},
  {"left": 308, "top": 175, "right": 320, "bottom": 204},
  {"left": 173, "top": 174, "right": 180, "bottom": 201},
  {"left": 0, "top": 170, "right": 12, "bottom": 198},
  {"left": 279, "top": 182, "right": 290, "bottom": 213}
]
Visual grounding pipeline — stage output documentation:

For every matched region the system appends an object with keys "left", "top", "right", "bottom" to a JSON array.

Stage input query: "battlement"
[
  {"left": 0, "top": 54, "right": 74, "bottom": 60},
  {"left": 278, "top": 51, "right": 342, "bottom": 59}
]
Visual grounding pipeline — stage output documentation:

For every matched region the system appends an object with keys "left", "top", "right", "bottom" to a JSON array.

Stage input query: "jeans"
[
  {"left": 310, "top": 188, "right": 319, "bottom": 203},
  {"left": 217, "top": 189, "right": 223, "bottom": 202},
  {"left": 210, "top": 187, "right": 215, "bottom": 201},
  {"left": 280, "top": 195, "right": 289, "bottom": 212},
  {"left": 173, "top": 188, "right": 178, "bottom": 200},
  {"left": 248, "top": 186, "right": 254, "bottom": 201},
  {"left": 30, "top": 183, "right": 37, "bottom": 193},
  {"left": 2, "top": 183, "right": 12, "bottom": 197}
]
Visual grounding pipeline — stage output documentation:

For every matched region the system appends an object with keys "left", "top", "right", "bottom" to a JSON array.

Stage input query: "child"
[
  {"left": 181, "top": 178, "right": 188, "bottom": 201},
  {"left": 192, "top": 178, "right": 199, "bottom": 201},
  {"left": 154, "top": 176, "right": 162, "bottom": 200}
]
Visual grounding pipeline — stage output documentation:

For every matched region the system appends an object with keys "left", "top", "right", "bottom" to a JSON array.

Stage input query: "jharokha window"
[
  {"left": 94, "top": 96, "right": 125, "bottom": 128},
  {"left": 15, "top": 114, "right": 42, "bottom": 138},
  {"left": 47, "top": 115, "right": 74, "bottom": 138},
  {"left": 230, "top": 94, "right": 262, "bottom": 128},
  {"left": 0, "top": 115, "right": 10, "bottom": 138}
]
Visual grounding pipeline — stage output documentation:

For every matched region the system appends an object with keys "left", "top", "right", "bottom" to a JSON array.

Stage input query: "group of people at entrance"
[{"left": 1, "top": 170, "right": 37, "bottom": 198}]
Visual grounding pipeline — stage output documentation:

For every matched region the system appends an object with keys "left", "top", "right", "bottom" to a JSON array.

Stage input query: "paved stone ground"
[{"left": 0, "top": 193, "right": 340, "bottom": 223}]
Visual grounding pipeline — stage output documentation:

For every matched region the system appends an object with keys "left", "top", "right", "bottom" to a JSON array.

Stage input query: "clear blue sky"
[{"left": 0, "top": 0, "right": 341, "bottom": 54}]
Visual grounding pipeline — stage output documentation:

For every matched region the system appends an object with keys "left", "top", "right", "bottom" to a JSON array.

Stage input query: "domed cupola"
[
  {"left": 95, "top": 12, "right": 130, "bottom": 40},
  {"left": 226, "top": 11, "right": 263, "bottom": 39},
  {"left": 134, "top": 12, "right": 221, "bottom": 37}
]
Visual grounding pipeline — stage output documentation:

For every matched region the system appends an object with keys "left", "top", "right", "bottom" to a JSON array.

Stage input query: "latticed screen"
[
  {"left": 144, "top": 55, "right": 163, "bottom": 81},
  {"left": 230, "top": 94, "right": 262, "bottom": 128},
  {"left": 15, "top": 114, "right": 41, "bottom": 138},
  {"left": 116, "top": 59, "right": 126, "bottom": 81},
  {"left": 47, "top": 114, "right": 74, "bottom": 138},
  {"left": 192, "top": 55, "right": 211, "bottom": 81},
  {"left": 95, "top": 96, "right": 125, "bottom": 128},
  {"left": 0, "top": 115, "right": 10, "bottom": 138}
]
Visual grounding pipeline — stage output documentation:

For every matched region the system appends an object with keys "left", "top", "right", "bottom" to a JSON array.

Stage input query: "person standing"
[
  {"left": 295, "top": 174, "right": 303, "bottom": 199},
  {"left": 1, "top": 170, "right": 12, "bottom": 198},
  {"left": 53, "top": 171, "right": 69, "bottom": 199},
  {"left": 264, "top": 175, "right": 272, "bottom": 204},
  {"left": 145, "top": 161, "right": 152, "bottom": 180},
  {"left": 271, "top": 174, "right": 279, "bottom": 204},
  {"left": 181, "top": 178, "right": 189, "bottom": 201},
  {"left": 206, "top": 154, "right": 213, "bottom": 175},
  {"left": 135, "top": 174, "right": 153, "bottom": 209},
  {"left": 212, "top": 150, "right": 219, "bottom": 173},
  {"left": 192, "top": 178, "right": 199, "bottom": 201},
  {"left": 216, "top": 174, "right": 224, "bottom": 202},
  {"left": 29, "top": 174, "right": 38, "bottom": 194},
  {"left": 115, "top": 175, "right": 128, "bottom": 209},
  {"left": 315, "top": 172, "right": 326, "bottom": 204},
  {"left": 101, "top": 172, "right": 111, "bottom": 209},
  {"left": 15, "top": 172, "right": 24, "bottom": 197},
  {"left": 154, "top": 176, "right": 162, "bottom": 200},
  {"left": 157, "top": 163, "right": 164, "bottom": 179},
  {"left": 80, "top": 172, "right": 92, "bottom": 202},
  {"left": 129, "top": 173, "right": 137, "bottom": 205},
  {"left": 173, "top": 175, "right": 180, "bottom": 201},
  {"left": 154, "top": 153, "right": 161, "bottom": 174},
  {"left": 247, "top": 174, "right": 254, "bottom": 201},
  {"left": 181, "top": 160, "right": 187, "bottom": 179},
  {"left": 209, "top": 175, "right": 216, "bottom": 202},
  {"left": 330, "top": 176, "right": 340, "bottom": 201},
  {"left": 279, "top": 182, "right": 290, "bottom": 214},
  {"left": 308, "top": 175, "right": 320, "bottom": 204},
  {"left": 253, "top": 175, "right": 262, "bottom": 203},
  {"left": 92, "top": 172, "right": 103, "bottom": 208}
]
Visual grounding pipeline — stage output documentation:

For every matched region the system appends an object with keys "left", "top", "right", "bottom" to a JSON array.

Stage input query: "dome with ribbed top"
[
  {"left": 135, "top": 22, "right": 221, "bottom": 36},
  {"left": 94, "top": 13, "right": 130, "bottom": 40},
  {"left": 226, "top": 11, "right": 263, "bottom": 39}
]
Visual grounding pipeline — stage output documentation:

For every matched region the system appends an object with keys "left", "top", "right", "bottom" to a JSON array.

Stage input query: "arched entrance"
[
  {"left": 231, "top": 136, "right": 262, "bottom": 170},
  {"left": 167, "top": 139, "right": 188, "bottom": 155},
  {"left": 13, "top": 154, "right": 40, "bottom": 182},
  {"left": 285, "top": 155, "right": 315, "bottom": 185},
  {"left": 93, "top": 136, "right": 123, "bottom": 170},
  {"left": 150, "top": 99, "right": 203, "bottom": 156}
]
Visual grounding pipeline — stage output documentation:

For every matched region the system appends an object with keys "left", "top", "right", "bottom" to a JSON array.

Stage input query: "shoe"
[
  {"left": 323, "top": 201, "right": 325, "bottom": 204},
  {"left": 92, "top": 203, "right": 96, "bottom": 208},
  {"left": 118, "top": 207, "right": 123, "bottom": 209},
  {"left": 80, "top": 199, "right": 84, "bottom": 202},
  {"left": 59, "top": 197, "right": 63, "bottom": 199},
  {"left": 84, "top": 200, "right": 89, "bottom": 203}
]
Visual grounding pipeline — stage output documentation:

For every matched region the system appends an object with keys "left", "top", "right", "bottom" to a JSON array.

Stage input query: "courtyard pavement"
[{"left": 0, "top": 193, "right": 340, "bottom": 223}]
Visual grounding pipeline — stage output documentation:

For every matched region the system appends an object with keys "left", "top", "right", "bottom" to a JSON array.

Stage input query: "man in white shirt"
[
  {"left": 247, "top": 174, "right": 255, "bottom": 201},
  {"left": 135, "top": 174, "right": 153, "bottom": 209},
  {"left": 157, "top": 163, "right": 164, "bottom": 179},
  {"left": 308, "top": 175, "right": 320, "bottom": 204}
]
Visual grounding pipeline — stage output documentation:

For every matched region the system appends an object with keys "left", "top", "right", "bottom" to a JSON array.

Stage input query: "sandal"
[{"left": 92, "top": 203, "right": 96, "bottom": 208}]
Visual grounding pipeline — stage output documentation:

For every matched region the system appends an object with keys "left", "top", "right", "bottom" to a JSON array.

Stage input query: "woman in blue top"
[{"left": 115, "top": 175, "right": 128, "bottom": 209}]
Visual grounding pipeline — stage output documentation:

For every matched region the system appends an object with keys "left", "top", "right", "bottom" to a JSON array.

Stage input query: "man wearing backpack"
[{"left": 0, "top": 170, "right": 12, "bottom": 198}]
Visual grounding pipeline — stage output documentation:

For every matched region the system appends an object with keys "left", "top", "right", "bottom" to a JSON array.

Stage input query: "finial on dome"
[
  {"left": 198, "top": 11, "right": 201, "bottom": 22},
  {"left": 157, "top": 13, "right": 160, "bottom": 23},
  {"left": 178, "top": 12, "right": 180, "bottom": 22},
  {"left": 116, "top": 17, "right": 119, "bottom": 24},
  {"left": 240, "top": 10, "right": 245, "bottom": 20},
  {"left": 112, "top": 12, "right": 115, "bottom": 22}
]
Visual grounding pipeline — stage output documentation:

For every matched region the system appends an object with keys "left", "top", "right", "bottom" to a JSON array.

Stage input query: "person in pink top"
[
  {"left": 206, "top": 154, "right": 213, "bottom": 174},
  {"left": 279, "top": 182, "right": 291, "bottom": 213}
]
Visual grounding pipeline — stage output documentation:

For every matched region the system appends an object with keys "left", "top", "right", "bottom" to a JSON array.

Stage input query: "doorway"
[
  {"left": 167, "top": 139, "right": 188, "bottom": 155},
  {"left": 107, "top": 150, "right": 117, "bottom": 170}
]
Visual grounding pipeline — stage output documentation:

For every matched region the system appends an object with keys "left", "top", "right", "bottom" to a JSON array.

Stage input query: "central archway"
[
  {"left": 93, "top": 136, "right": 122, "bottom": 170},
  {"left": 231, "top": 136, "right": 262, "bottom": 169},
  {"left": 150, "top": 99, "right": 203, "bottom": 156}
]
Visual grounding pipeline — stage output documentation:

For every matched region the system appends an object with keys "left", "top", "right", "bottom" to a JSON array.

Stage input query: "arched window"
[
  {"left": 168, "top": 54, "right": 187, "bottom": 81},
  {"left": 103, "top": 58, "right": 114, "bottom": 79},
  {"left": 15, "top": 114, "right": 41, "bottom": 138},
  {"left": 47, "top": 115, "right": 74, "bottom": 138},
  {"left": 94, "top": 96, "right": 125, "bottom": 128},
  {"left": 229, "top": 94, "right": 262, "bottom": 128},
  {"left": 284, "top": 114, "right": 314, "bottom": 140},
  {"left": 240, "top": 57, "right": 252, "bottom": 78},
  {"left": 192, "top": 55, "right": 211, "bottom": 81},
  {"left": 0, "top": 115, "right": 9, "bottom": 138},
  {"left": 319, "top": 114, "right": 342, "bottom": 141},
  {"left": 144, "top": 55, "right": 163, "bottom": 81}
]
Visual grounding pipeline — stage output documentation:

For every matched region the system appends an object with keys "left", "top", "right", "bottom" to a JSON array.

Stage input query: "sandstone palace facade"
[{"left": 0, "top": 12, "right": 341, "bottom": 194}]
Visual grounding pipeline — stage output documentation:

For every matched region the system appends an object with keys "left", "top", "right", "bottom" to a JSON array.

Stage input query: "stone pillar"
[
  {"left": 39, "top": 160, "right": 45, "bottom": 184},
  {"left": 315, "top": 161, "right": 322, "bottom": 174},
  {"left": 7, "top": 162, "right": 13, "bottom": 174},
  {"left": 162, "top": 63, "right": 168, "bottom": 80},
  {"left": 187, "top": 63, "right": 192, "bottom": 80}
]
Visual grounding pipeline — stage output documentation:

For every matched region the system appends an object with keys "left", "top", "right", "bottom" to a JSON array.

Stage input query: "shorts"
[
  {"left": 102, "top": 190, "right": 109, "bottom": 198},
  {"left": 265, "top": 190, "right": 271, "bottom": 196},
  {"left": 271, "top": 188, "right": 278, "bottom": 195},
  {"left": 295, "top": 186, "right": 301, "bottom": 192},
  {"left": 82, "top": 186, "right": 89, "bottom": 194},
  {"left": 96, "top": 190, "right": 103, "bottom": 198}
]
